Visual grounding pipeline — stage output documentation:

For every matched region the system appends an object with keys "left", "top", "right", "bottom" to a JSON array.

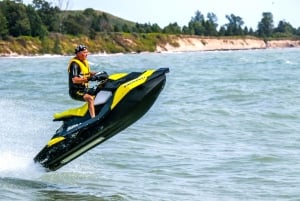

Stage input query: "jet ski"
[{"left": 34, "top": 68, "right": 169, "bottom": 171}]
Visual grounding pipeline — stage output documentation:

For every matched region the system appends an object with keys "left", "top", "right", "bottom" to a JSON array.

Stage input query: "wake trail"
[{"left": 0, "top": 99, "right": 51, "bottom": 179}]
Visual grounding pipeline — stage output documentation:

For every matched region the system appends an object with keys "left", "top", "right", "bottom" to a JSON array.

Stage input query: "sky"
[{"left": 24, "top": 0, "right": 300, "bottom": 29}]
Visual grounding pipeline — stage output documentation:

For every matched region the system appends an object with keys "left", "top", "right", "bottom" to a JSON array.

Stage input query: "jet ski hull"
[{"left": 34, "top": 68, "right": 168, "bottom": 171}]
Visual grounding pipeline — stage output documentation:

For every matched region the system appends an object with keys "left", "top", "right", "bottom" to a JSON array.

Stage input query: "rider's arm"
[{"left": 70, "top": 62, "right": 88, "bottom": 84}]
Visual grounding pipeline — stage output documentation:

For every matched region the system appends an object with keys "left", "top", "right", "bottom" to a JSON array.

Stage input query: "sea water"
[{"left": 0, "top": 48, "right": 299, "bottom": 201}]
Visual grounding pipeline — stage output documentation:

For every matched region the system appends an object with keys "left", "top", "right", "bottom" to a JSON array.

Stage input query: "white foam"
[
  {"left": 0, "top": 99, "right": 49, "bottom": 179},
  {"left": 0, "top": 152, "right": 45, "bottom": 178}
]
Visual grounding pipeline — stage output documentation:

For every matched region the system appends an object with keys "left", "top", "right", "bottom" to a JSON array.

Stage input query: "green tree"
[
  {"left": 84, "top": 8, "right": 99, "bottom": 33},
  {"left": 26, "top": 5, "right": 48, "bottom": 38},
  {"left": 181, "top": 25, "right": 190, "bottom": 34},
  {"left": 274, "top": 20, "right": 294, "bottom": 35},
  {"left": 248, "top": 27, "right": 255, "bottom": 35},
  {"left": 0, "top": 9, "right": 9, "bottom": 39},
  {"left": 163, "top": 22, "right": 181, "bottom": 34},
  {"left": 188, "top": 10, "right": 205, "bottom": 35},
  {"left": 122, "top": 24, "right": 131, "bottom": 33},
  {"left": 100, "top": 13, "right": 113, "bottom": 32},
  {"left": 32, "top": 0, "right": 60, "bottom": 32},
  {"left": 135, "top": 23, "right": 153, "bottom": 33},
  {"left": 91, "top": 15, "right": 103, "bottom": 32},
  {"left": 151, "top": 23, "right": 162, "bottom": 33},
  {"left": 63, "top": 14, "right": 86, "bottom": 35},
  {"left": 4, "top": 1, "right": 31, "bottom": 37},
  {"left": 218, "top": 26, "right": 226, "bottom": 36},
  {"left": 113, "top": 24, "right": 121, "bottom": 32},
  {"left": 193, "top": 10, "right": 205, "bottom": 22},
  {"left": 257, "top": 12, "right": 274, "bottom": 37},
  {"left": 296, "top": 27, "right": 300, "bottom": 36},
  {"left": 90, "top": 13, "right": 113, "bottom": 33},
  {"left": 224, "top": 14, "right": 244, "bottom": 36},
  {"left": 83, "top": 8, "right": 97, "bottom": 17},
  {"left": 205, "top": 12, "right": 218, "bottom": 36}
]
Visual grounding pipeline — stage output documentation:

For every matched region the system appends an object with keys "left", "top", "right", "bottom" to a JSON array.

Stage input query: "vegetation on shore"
[
  {"left": 0, "top": 32, "right": 182, "bottom": 55},
  {"left": 1, "top": 0, "right": 300, "bottom": 55}
]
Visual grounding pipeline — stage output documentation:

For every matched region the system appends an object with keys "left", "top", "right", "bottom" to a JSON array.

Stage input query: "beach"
[{"left": 156, "top": 36, "right": 300, "bottom": 52}]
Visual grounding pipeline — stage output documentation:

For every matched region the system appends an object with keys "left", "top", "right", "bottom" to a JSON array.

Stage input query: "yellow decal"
[
  {"left": 109, "top": 73, "right": 128, "bottom": 80},
  {"left": 111, "top": 70, "right": 155, "bottom": 109},
  {"left": 47, "top": 136, "right": 65, "bottom": 147},
  {"left": 53, "top": 103, "right": 88, "bottom": 119}
]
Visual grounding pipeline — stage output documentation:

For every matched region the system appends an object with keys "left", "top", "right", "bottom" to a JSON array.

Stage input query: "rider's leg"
[{"left": 83, "top": 94, "right": 95, "bottom": 118}]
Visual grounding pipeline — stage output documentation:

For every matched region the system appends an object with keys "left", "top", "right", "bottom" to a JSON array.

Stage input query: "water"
[{"left": 0, "top": 48, "right": 300, "bottom": 201}]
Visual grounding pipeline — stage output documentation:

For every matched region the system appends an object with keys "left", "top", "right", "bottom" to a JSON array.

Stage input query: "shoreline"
[
  {"left": 155, "top": 36, "right": 300, "bottom": 53},
  {"left": 1, "top": 37, "right": 300, "bottom": 57}
]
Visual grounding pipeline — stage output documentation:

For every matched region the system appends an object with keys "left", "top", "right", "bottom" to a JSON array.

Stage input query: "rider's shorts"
[
  {"left": 69, "top": 89, "right": 85, "bottom": 101},
  {"left": 69, "top": 88, "right": 95, "bottom": 102}
]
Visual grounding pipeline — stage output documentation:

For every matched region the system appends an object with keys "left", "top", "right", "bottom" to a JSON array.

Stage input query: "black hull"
[{"left": 34, "top": 70, "right": 167, "bottom": 171}]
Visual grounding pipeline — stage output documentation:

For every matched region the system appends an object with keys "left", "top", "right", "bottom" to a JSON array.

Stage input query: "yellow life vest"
[{"left": 68, "top": 58, "right": 91, "bottom": 87}]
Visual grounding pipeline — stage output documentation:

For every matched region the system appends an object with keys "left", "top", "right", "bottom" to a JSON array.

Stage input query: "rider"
[{"left": 68, "top": 44, "right": 97, "bottom": 118}]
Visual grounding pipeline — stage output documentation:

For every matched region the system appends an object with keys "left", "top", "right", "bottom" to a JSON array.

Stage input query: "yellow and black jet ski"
[{"left": 34, "top": 68, "right": 169, "bottom": 171}]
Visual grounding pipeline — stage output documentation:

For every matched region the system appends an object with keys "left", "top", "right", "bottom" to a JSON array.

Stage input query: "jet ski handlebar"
[{"left": 88, "top": 71, "right": 109, "bottom": 82}]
